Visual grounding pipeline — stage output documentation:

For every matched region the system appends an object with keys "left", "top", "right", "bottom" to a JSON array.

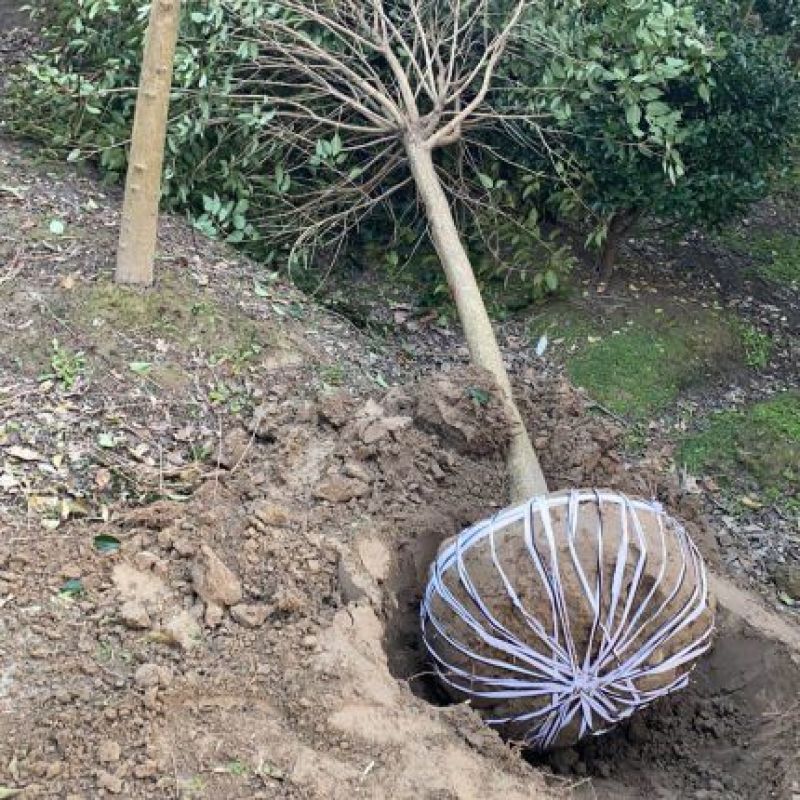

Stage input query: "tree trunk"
[
  {"left": 405, "top": 136, "right": 548, "bottom": 502},
  {"left": 598, "top": 210, "right": 640, "bottom": 281},
  {"left": 116, "top": 0, "right": 181, "bottom": 286}
]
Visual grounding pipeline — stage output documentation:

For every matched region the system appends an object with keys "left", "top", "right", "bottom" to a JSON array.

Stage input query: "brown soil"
[{"left": 0, "top": 138, "right": 799, "bottom": 800}]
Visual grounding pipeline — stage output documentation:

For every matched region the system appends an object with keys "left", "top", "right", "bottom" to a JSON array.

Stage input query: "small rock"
[
  {"left": 96, "top": 770, "right": 123, "bottom": 794},
  {"left": 133, "top": 551, "right": 163, "bottom": 573},
  {"left": 357, "top": 538, "right": 390, "bottom": 582},
  {"left": 133, "top": 760, "right": 159, "bottom": 780},
  {"left": 253, "top": 501, "right": 292, "bottom": 527},
  {"left": 173, "top": 537, "right": 196, "bottom": 557},
  {"left": 273, "top": 587, "right": 307, "bottom": 615},
  {"left": 313, "top": 476, "right": 370, "bottom": 504},
  {"left": 156, "top": 528, "right": 174, "bottom": 549},
  {"left": 61, "top": 563, "right": 83, "bottom": 580},
  {"left": 359, "top": 415, "right": 412, "bottom": 445},
  {"left": 162, "top": 610, "right": 202, "bottom": 650},
  {"left": 98, "top": 740, "right": 121, "bottom": 764},
  {"left": 342, "top": 461, "right": 372, "bottom": 483},
  {"left": 217, "top": 427, "right": 252, "bottom": 469},
  {"left": 317, "top": 391, "right": 356, "bottom": 428},
  {"left": 134, "top": 663, "right": 173, "bottom": 689},
  {"left": 192, "top": 545, "right": 243, "bottom": 607},
  {"left": 204, "top": 601, "right": 224, "bottom": 628},
  {"left": 119, "top": 601, "right": 151, "bottom": 630},
  {"left": 231, "top": 603, "right": 270, "bottom": 628}
]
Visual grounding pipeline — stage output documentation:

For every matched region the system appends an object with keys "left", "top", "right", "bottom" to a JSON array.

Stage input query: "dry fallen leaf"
[
  {"left": 5, "top": 446, "right": 42, "bottom": 462},
  {"left": 740, "top": 496, "right": 763, "bottom": 510},
  {"left": 95, "top": 468, "right": 112, "bottom": 490}
]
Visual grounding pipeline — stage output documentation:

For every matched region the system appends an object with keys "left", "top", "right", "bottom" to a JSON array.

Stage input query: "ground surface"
[{"left": 1, "top": 24, "right": 800, "bottom": 800}]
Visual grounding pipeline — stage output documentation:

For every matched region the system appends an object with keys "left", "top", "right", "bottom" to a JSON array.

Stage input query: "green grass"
[
  {"left": 679, "top": 393, "right": 800, "bottom": 508},
  {"left": 719, "top": 228, "right": 800, "bottom": 287},
  {"left": 531, "top": 301, "right": 748, "bottom": 419},
  {"left": 750, "top": 232, "right": 800, "bottom": 286}
]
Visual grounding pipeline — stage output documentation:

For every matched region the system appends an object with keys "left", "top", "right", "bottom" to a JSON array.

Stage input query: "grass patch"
[
  {"left": 531, "top": 301, "right": 747, "bottom": 419},
  {"left": 719, "top": 228, "right": 800, "bottom": 288},
  {"left": 71, "top": 277, "right": 270, "bottom": 355},
  {"left": 679, "top": 393, "right": 800, "bottom": 509}
]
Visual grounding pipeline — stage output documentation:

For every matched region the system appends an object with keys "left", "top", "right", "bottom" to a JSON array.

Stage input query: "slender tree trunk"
[
  {"left": 405, "top": 135, "right": 548, "bottom": 502},
  {"left": 116, "top": 0, "right": 181, "bottom": 286},
  {"left": 598, "top": 210, "right": 640, "bottom": 281}
]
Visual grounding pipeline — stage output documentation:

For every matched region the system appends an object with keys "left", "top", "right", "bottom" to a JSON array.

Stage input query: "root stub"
[{"left": 421, "top": 489, "right": 715, "bottom": 752}]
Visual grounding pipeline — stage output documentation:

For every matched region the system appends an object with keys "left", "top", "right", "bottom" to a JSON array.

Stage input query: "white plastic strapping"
[{"left": 420, "top": 490, "right": 714, "bottom": 751}]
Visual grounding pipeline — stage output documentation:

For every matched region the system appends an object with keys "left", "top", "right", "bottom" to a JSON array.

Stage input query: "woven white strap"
[{"left": 420, "top": 490, "right": 714, "bottom": 751}]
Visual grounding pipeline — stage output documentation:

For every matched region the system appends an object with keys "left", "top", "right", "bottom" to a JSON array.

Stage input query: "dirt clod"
[
  {"left": 161, "top": 610, "right": 202, "bottom": 650},
  {"left": 313, "top": 475, "right": 371, "bottom": 503},
  {"left": 134, "top": 663, "right": 173, "bottom": 689},
  {"left": 414, "top": 367, "right": 512, "bottom": 456},
  {"left": 772, "top": 563, "right": 800, "bottom": 599},
  {"left": 97, "top": 740, "right": 121, "bottom": 764},
  {"left": 191, "top": 545, "right": 243, "bottom": 607},
  {"left": 96, "top": 769, "right": 123, "bottom": 794},
  {"left": 230, "top": 603, "right": 270, "bottom": 628},
  {"left": 216, "top": 427, "right": 252, "bottom": 469},
  {"left": 119, "top": 600, "right": 152, "bottom": 630}
]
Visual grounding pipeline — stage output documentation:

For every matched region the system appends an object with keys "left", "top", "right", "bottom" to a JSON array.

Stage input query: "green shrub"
[
  {"left": 2, "top": 0, "right": 572, "bottom": 301},
  {"left": 3, "top": 0, "right": 275, "bottom": 251},
  {"left": 505, "top": 0, "right": 800, "bottom": 268}
]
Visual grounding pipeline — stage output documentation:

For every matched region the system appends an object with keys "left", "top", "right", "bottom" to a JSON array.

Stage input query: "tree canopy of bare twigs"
[
  {"left": 227, "top": 1, "right": 550, "bottom": 259},
  {"left": 228, "top": 0, "right": 551, "bottom": 498}
]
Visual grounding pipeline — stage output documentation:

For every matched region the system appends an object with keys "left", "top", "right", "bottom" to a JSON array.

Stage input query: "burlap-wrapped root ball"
[{"left": 421, "top": 490, "right": 715, "bottom": 751}]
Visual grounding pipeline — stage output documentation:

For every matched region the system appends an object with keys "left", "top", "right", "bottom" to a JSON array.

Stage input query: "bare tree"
[
  {"left": 116, "top": 0, "right": 182, "bottom": 286},
  {"left": 232, "top": 0, "right": 550, "bottom": 500}
]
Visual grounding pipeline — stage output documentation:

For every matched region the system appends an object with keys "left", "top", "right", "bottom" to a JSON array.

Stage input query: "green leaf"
[
  {"left": 467, "top": 386, "right": 490, "bottom": 406},
  {"left": 49, "top": 219, "right": 65, "bottom": 235},
  {"left": 128, "top": 361, "right": 152, "bottom": 376},
  {"left": 97, "top": 433, "right": 116, "bottom": 449},
  {"left": 477, "top": 173, "right": 494, "bottom": 190},
  {"left": 625, "top": 103, "right": 642, "bottom": 130},
  {"left": 59, "top": 578, "right": 84, "bottom": 598},
  {"left": 544, "top": 270, "right": 559, "bottom": 291},
  {"left": 0, "top": 787, "right": 22, "bottom": 798},
  {"left": 93, "top": 533, "right": 121, "bottom": 554}
]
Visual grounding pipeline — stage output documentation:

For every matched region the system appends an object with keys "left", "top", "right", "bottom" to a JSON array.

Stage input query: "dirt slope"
[{"left": 0, "top": 138, "right": 799, "bottom": 800}]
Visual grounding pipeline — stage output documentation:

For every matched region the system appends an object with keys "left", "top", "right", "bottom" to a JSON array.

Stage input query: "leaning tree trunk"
[
  {"left": 116, "top": 0, "right": 181, "bottom": 286},
  {"left": 406, "top": 135, "right": 548, "bottom": 502}
]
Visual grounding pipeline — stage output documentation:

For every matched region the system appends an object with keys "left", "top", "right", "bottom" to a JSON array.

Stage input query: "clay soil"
[{"left": 1, "top": 58, "right": 799, "bottom": 800}]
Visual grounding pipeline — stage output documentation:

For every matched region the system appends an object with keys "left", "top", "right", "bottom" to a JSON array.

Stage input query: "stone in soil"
[{"left": 191, "top": 545, "right": 243, "bottom": 607}]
